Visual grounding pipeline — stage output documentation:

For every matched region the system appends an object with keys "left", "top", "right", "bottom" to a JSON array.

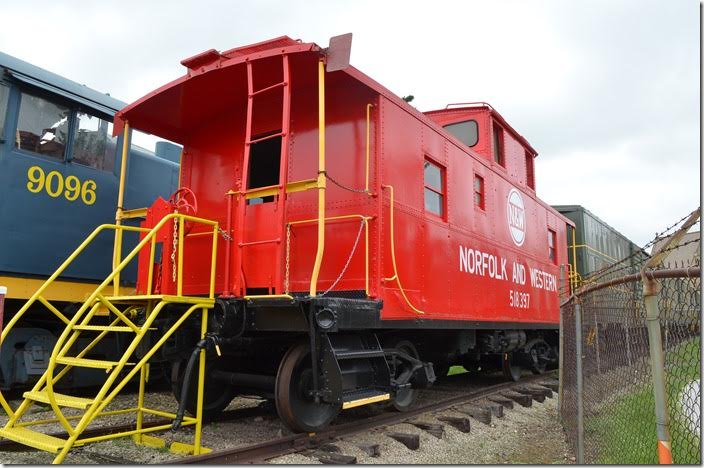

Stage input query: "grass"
[
  {"left": 447, "top": 365, "right": 468, "bottom": 376},
  {"left": 586, "top": 336, "right": 700, "bottom": 464}
]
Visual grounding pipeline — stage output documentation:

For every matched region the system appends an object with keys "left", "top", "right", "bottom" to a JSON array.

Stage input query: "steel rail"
[
  {"left": 0, "top": 405, "right": 267, "bottom": 452},
  {"left": 172, "top": 373, "right": 556, "bottom": 464}
]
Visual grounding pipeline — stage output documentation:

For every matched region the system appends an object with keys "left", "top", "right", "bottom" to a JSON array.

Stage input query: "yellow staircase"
[{"left": 0, "top": 213, "right": 220, "bottom": 464}]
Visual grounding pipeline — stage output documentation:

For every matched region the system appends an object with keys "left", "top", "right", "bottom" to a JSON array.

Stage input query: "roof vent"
[{"left": 180, "top": 49, "right": 224, "bottom": 73}]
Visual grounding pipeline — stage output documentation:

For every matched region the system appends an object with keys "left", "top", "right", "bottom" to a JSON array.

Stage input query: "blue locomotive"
[{"left": 0, "top": 51, "right": 180, "bottom": 389}]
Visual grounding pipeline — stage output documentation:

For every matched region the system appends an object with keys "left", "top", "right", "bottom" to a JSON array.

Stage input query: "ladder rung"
[
  {"left": 249, "top": 81, "right": 287, "bottom": 97},
  {"left": 72, "top": 325, "right": 138, "bottom": 332},
  {"left": 246, "top": 131, "right": 285, "bottom": 145},
  {"left": 0, "top": 426, "right": 65, "bottom": 453},
  {"left": 23, "top": 390, "right": 94, "bottom": 409},
  {"left": 56, "top": 356, "right": 133, "bottom": 370}
]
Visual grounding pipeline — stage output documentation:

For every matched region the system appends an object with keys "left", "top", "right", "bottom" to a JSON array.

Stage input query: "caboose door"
[{"left": 232, "top": 55, "right": 292, "bottom": 296}]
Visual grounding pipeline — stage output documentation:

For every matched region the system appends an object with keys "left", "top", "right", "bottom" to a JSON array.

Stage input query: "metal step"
[
  {"left": 341, "top": 389, "right": 390, "bottom": 409},
  {"left": 0, "top": 426, "right": 65, "bottom": 453},
  {"left": 72, "top": 325, "right": 135, "bottom": 332},
  {"left": 23, "top": 390, "right": 94, "bottom": 409},
  {"left": 55, "top": 356, "right": 133, "bottom": 370},
  {"left": 335, "top": 349, "right": 386, "bottom": 360}
]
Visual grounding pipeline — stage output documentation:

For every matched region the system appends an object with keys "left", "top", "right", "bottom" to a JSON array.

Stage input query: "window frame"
[
  {"left": 14, "top": 88, "right": 73, "bottom": 162},
  {"left": 443, "top": 119, "right": 479, "bottom": 147},
  {"left": 473, "top": 173, "right": 485, "bottom": 211},
  {"left": 492, "top": 121, "right": 505, "bottom": 168},
  {"left": 525, "top": 149, "right": 535, "bottom": 190},
  {"left": 548, "top": 229, "right": 557, "bottom": 264},
  {"left": 0, "top": 82, "right": 10, "bottom": 143},
  {"left": 423, "top": 157, "right": 446, "bottom": 220}
]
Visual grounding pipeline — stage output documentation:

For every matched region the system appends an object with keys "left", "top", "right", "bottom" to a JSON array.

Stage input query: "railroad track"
[
  {"left": 0, "top": 403, "right": 268, "bottom": 452},
  {"left": 0, "top": 373, "right": 558, "bottom": 463},
  {"left": 171, "top": 372, "right": 558, "bottom": 464}
]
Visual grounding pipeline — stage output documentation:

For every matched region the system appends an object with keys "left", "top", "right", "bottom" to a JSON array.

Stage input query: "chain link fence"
[{"left": 560, "top": 208, "right": 701, "bottom": 464}]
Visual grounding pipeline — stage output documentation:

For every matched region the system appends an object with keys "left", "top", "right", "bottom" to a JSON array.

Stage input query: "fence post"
[
  {"left": 641, "top": 207, "right": 700, "bottom": 464},
  {"left": 643, "top": 278, "right": 672, "bottom": 464},
  {"left": 593, "top": 309, "right": 601, "bottom": 374},
  {"left": 575, "top": 301, "right": 585, "bottom": 464},
  {"left": 558, "top": 266, "right": 566, "bottom": 413}
]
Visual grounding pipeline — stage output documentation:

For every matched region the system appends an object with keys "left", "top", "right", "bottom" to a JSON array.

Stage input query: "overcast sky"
[{"left": 1, "top": 0, "right": 699, "bottom": 246}]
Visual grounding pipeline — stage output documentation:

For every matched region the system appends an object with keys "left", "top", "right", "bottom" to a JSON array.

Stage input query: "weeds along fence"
[{"left": 560, "top": 208, "right": 701, "bottom": 464}]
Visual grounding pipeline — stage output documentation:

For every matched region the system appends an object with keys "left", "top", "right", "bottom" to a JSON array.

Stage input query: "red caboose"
[{"left": 115, "top": 35, "right": 571, "bottom": 432}]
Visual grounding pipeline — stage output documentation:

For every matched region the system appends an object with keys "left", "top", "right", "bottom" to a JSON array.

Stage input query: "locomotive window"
[
  {"left": 473, "top": 174, "right": 485, "bottom": 210},
  {"left": 247, "top": 132, "right": 282, "bottom": 204},
  {"left": 0, "top": 84, "right": 9, "bottom": 138},
  {"left": 492, "top": 122, "right": 504, "bottom": 167},
  {"left": 72, "top": 112, "right": 117, "bottom": 172},
  {"left": 15, "top": 91, "right": 70, "bottom": 160},
  {"left": 424, "top": 159, "right": 445, "bottom": 217},
  {"left": 548, "top": 229, "right": 557, "bottom": 263},
  {"left": 444, "top": 120, "right": 478, "bottom": 147}
]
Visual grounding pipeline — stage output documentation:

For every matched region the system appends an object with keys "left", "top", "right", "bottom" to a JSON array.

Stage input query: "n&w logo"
[{"left": 507, "top": 188, "right": 526, "bottom": 246}]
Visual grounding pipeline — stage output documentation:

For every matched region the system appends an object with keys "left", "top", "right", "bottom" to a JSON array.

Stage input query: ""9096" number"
[{"left": 26, "top": 166, "right": 97, "bottom": 205}]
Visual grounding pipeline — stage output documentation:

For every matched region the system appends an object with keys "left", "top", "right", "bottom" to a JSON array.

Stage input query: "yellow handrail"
[
  {"left": 382, "top": 184, "right": 424, "bottom": 315},
  {"left": 309, "top": 59, "right": 327, "bottom": 296},
  {"left": 113, "top": 121, "right": 131, "bottom": 295},
  {"left": 0, "top": 213, "right": 219, "bottom": 421}
]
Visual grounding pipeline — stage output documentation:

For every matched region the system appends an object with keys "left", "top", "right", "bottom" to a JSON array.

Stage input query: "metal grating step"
[
  {"left": 23, "top": 390, "right": 94, "bottom": 409},
  {"left": 55, "top": 356, "right": 133, "bottom": 370},
  {"left": 0, "top": 426, "right": 65, "bottom": 453}
]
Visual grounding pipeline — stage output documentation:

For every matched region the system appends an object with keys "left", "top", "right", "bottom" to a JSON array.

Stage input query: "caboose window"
[
  {"left": 548, "top": 229, "right": 557, "bottom": 263},
  {"left": 424, "top": 159, "right": 444, "bottom": 217},
  {"left": 72, "top": 112, "right": 117, "bottom": 172},
  {"left": 15, "top": 91, "right": 70, "bottom": 160},
  {"left": 525, "top": 150, "right": 535, "bottom": 190},
  {"left": 473, "top": 174, "right": 485, "bottom": 210},
  {"left": 492, "top": 122, "right": 504, "bottom": 167},
  {"left": 247, "top": 132, "right": 282, "bottom": 204},
  {"left": 0, "top": 84, "right": 9, "bottom": 137},
  {"left": 444, "top": 120, "right": 478, "bottom": 147}
]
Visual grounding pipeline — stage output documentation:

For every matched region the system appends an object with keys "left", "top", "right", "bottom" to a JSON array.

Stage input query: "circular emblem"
[{"left": 507, "top": 188, "right": 526, "bottom": 246}]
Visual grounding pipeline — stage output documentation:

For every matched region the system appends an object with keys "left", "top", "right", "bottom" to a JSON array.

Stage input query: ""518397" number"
[{"left": 26, "top": 166, "right": 97, "bottom": 205}]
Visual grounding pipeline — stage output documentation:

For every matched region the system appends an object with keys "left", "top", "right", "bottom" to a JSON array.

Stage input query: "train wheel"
[
  {"left": 275, "top": 343, "right": 340, "bottom": 432},
  {"left": 171, "top": 358, "right": 238, "bottom": 421},
  {"left": 390, "top": 340, "right": 419, "bottom": 411},
  {"left": 502, "top": 353, "right": 522, "bottom": 382},
  {"left": 526, "top": 339, "right": 550, "bottom": 375}
]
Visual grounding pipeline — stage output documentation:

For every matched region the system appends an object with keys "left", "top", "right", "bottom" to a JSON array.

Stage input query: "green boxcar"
[{"left": 553, "top": 205, "right": 648, "bottom": 281}]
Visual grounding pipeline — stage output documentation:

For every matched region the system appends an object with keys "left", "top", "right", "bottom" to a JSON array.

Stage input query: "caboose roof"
[{"left": 114, "top": 36, "right": 467, "bottom": 146}]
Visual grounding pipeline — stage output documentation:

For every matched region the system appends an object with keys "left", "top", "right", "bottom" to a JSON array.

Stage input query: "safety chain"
[
  {"left": 325, "top": 172, "right": 369, "bottom": 194},
  {"left": 320, "top": 219, "right": 365, "bottom": 296},
  {"left": 284, "top": 224, "right": 291, "bottom": 294},
  {"left": 171, "top": 216, "right": 178, "bottom": 283},
  {"left": 218, "top": 227, "right": 233, "bottom": 242}
]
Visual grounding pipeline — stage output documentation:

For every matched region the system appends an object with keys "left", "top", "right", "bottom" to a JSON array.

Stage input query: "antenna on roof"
[{"left": 324, "top": 33, "right": 353, "bottom": 72}]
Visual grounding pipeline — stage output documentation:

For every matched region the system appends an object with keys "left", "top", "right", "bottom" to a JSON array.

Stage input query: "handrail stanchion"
[
  {"left": 113, "top": 121, "right": 131, "bottom": 296},
  {"left": 309, "top": 59, "right": 326, "bottom": 296}
]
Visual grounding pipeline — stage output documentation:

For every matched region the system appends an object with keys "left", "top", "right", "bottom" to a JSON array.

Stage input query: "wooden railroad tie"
[
  {"left": 356, "top": 443, "right": 381, "bottom": 457},
  {"left": 501, "top": 392, "right": 532, "bottom": 407},
  {"left": 317, "top": 453, "right": 358, "bottom": 464},
  {"left": 410, "top": 421, "right": 444, "bottom": 439},
  {"left": 437, "top": 416, "right": 471, "bottom": 433},
  {"left": 387, "top": 432, "right": 420, "bottom": 450},
  {"left": 514, "top": 387, "right": 546, "bottom": 403},
  {"left": 483, "top": 402, "right": 504, "bottom": 418},
  {"left": 488, "top": 395, "right": 514, "bottom": 409},
  {"left": 541, "top": 381, "right": 559, "bottom": 392},
  {"left": 530, "top": 385, "right": 554, "bottom": 398},
  {"left": 454, "top": 405, "right": 492, "bottom": 425}
]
